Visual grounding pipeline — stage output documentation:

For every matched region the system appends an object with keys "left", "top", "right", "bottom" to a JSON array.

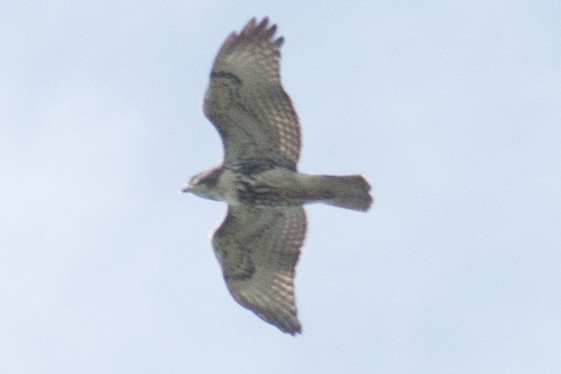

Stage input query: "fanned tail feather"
[{"left": 312, "top": 175, "right": 373, "bottom": 211}]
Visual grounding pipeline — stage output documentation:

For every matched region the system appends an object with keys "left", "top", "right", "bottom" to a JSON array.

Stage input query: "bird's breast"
[{"left": 215, "top": 169, "right": 242, "bottom": 204}]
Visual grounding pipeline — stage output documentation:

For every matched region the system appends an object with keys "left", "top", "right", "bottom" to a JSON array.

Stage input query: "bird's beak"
[{"left": 182, "top": 184, "right": 191, "bottom": 193}]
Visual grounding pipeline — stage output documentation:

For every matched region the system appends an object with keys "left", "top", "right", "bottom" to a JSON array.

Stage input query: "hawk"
[{"left": 183, "top": 17, "right": 373, "bottom": 335}]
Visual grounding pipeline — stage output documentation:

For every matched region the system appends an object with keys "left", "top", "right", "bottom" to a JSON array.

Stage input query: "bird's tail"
[{"left": 309, "top": 174, "right": 373, "bottom": 212}]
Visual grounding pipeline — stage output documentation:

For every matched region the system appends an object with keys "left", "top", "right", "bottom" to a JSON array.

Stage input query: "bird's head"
[{"left": 182, "top": 167, "right": 222, "bottom": 201}]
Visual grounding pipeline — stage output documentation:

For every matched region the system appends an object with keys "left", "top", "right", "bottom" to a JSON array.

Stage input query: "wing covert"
[
  {"left": 212, "top": 205, "right": 306, "bottom": 335},
  {"left": 204, "top": 17, "right": 301, "bottom": 170}
]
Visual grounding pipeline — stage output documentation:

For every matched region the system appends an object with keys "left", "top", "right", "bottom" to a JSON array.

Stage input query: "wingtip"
[
  {"left": 238, "top": 16, "right": 282, "bottom": 46},
  {"left": 276, "top": 321, "right": 302, "bottom": 336},
  {"left": 288, "top": 325, "right": 302, "bottom": 336},
  {"left": 258, "top": 17, "right": 270, "bottom": 29}
]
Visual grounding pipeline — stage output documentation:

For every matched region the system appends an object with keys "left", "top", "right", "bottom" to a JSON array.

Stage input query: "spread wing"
[
  {"left": 204, "top": 17, "right": 301, "bottom": 170},
  {"left": 212, "top": 205, "right": 306, "bottom": 335}
]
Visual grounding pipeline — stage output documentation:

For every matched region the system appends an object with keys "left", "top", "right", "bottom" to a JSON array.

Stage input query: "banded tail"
[{"left": 311, "top": 174, "right": 373, "bottom": 211}]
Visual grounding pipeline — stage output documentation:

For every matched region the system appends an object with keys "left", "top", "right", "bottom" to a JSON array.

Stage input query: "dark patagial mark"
[
  {"left": 221, "top": 246, "right": 256, "bottom": 281},
  {"left": 211, "top": 71, "right": 242, "bottom": 86}
]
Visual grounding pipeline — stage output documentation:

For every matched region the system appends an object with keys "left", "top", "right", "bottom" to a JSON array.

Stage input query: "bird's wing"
[
  {"left": 204, "top": 17, "right": 301, "bottom": 170},
  {"left": 212, "top": 205, "right": 306, "bottom": 335}
]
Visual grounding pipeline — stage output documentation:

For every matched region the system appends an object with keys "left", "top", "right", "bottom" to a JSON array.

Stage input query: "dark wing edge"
[
  {"left": 212, "top": 205, "right": 307, "bottom": 335},
  {"left": 213, "top": 17, "right": 284, "bottom": 84},
  {"left": 203, "top": 17, "right": 301, "bottom": 170}
]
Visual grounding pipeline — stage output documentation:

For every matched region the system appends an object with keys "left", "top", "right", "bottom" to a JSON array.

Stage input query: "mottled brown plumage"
[
  {"left": 213, "top": 205, "right": 305, "bottom": 334},
  {"left": 204, "top": 17, "right": 301, "bottom": 170},
  {"left": 184, "top": 18, "right": 373, "bottom": 335}
]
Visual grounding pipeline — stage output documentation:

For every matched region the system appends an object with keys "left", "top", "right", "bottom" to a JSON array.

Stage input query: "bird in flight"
[{"left": 183, "top": 17, "right": 373, "bottom": 335}]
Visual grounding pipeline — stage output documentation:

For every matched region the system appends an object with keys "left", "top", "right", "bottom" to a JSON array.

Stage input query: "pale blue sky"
[{"left": 1, "top": 1, "right": 560, "bottom": 373}]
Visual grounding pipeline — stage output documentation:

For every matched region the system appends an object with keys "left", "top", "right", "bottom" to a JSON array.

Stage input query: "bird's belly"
[
  {"left": 215, "top": 169, "right": 243, "bottom": 204},
  {"left": 235, "top": 168, "right": 307, "bottom": 206}
]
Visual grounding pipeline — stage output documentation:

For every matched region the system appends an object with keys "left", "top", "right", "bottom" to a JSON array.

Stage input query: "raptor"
[{"left": 184, "top": 17, "right": 373, "bottom": 335}]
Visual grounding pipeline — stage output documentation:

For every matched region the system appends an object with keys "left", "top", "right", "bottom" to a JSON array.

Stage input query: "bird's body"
[
  {"left": 188, "top": 164, "right": 371, "bottom": 210},
  {"left": 184, "top": 18, "right": 373, "bottom": 335}
]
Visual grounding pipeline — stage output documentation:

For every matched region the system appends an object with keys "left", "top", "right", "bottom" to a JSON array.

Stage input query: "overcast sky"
[{"left": 1, "top": 1, "right": 560, "bottom": 373}]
